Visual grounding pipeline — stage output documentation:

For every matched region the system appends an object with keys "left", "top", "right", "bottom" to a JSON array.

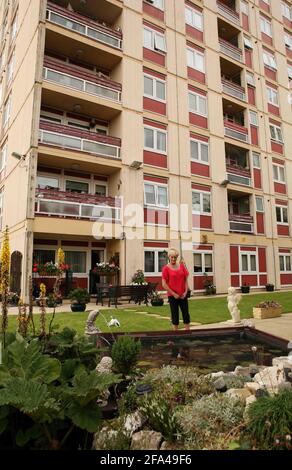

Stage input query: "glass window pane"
[
  {"left": 144, "top": 127, "right": 154, "bottom": 149},
  {"left": 37, "top": 176, "right": 59, "bottom": 189},
  {"left": 64, "top": 251, "right": 86, "bottom": 273},
  {"left": 185, "top": 7, "right": 192, "bottom": 25},
  {"left": 273, "top": 165, "right": 278, "bottom": 180},
  {"left": 286, "top": 256, "right": 291, "bottom": 271},
  {"left": 145, "top": 251, "right": 155, "bottom": 273},
  {"left": 202, "top": 193, "right": 211, "bottom": 213},
  {"left": 283, "top": 208, "right": 288, "bottom": 223},
  {"left": 253, "top": 153, "right": 260, "bottom": 168},
  {"left": 33, "top": 250, "right": 55, "bottom": 265},
  {"left": 187, "top": 49, "right": 194, "bottom": 67},
  {"left": 270, "top": 125, "right": 276, "bottom": 139},
  {"left": 201, "top": 143, "right": 209, "bottom": 162},
  {"left": 279, "top": 255, "right": 285, "bottom": 271},
  {"left": 156, "top": 80, "right": 165, "bottom": 100},
  {"left": 279, "top": 167, "right": 285, "bottom": 182},
  {"left": 204, "top": 254, "right": 213, "bottom": 272},
  {"left": 193, "top": 253, "right": 202, "bottom": 272},
  {"left": 198, "top": 96, "right": 207, "bottom": 115},
  {"left": 157, "top": 131, "right": 166, "bottom": 152},
  {"left": 154, "top": 34, "right": 166, "bottom": 52},
  {"left": 194, "top": 12, "right": 202, "bottom": 29},
  {"left": 95, "top": 184, "right": 107, "bottom": 196},
  {"left": 143, "top": 28, "right": 152, "bottom": 48},
  {"left": 66, "top": 180, "right": 89, "bottom": 193},
  {"left": 157, "top": 186, "right": 168, "bottom": 206},
  {"left": 189, "top": 92, "right": 197, "bottom": 111},
  {"left": 250, "top": 255, "right": 256, "bottom": 271},
  {"left": 256, "top": 197, "right": 264, "bottom": 212},
  {"left": 195, "top": 53, "right": 204, "bottom": 71},
  {"left": 276, "top": 127, "right": 283, "bottom": 142},
  {"left": 144, "top": 184, "right": 156, "bottom": 205},
  {"left": 158, "top": 251, "right": 168, "bottom": 272},
  {"left": 190, "top": 140, "right": 199, "bottom": 160},
  {"left": 192, "top": 192, "right": 201, "bottom": 212},
  {"left": 144, "top": 75, "right": 153, "bottom": 96},
  {"left": 241, "top": 254, "right": 248, "bottom": 271},
  {"left": 276, "top": 206, "right": 281, "bottom": 222}
]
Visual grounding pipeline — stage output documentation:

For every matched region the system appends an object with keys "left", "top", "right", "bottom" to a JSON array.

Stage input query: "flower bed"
[{"left": 253, "top": 301, "right": 282, "bottom": 319}]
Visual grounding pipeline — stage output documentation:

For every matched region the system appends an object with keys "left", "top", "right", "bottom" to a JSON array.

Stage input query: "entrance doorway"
[{"left": 90, "top": 250, "right": 105, "bottom": 294}]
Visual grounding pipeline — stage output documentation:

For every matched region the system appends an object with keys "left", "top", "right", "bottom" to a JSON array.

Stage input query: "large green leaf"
[
  {"left": 16, "top": 425, "right": 43, "bottom": 447},
  {"left": 67, "top": 370, "right": 119, "bottom": 406},
  {"left": 66, "top": 402, "right": 101, "bottom": 432}
]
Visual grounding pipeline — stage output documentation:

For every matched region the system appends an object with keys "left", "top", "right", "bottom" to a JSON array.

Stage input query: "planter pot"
[
  {"left": 151, "top": 299, "right": 164, "bottom": 306},
  {"left": 46, "top": 301, "right": 57, "bottom": 308},
  {"left": 253, "top": 306, "right": 282, "bottom": 319},
  {"left": 241, "top": 286, "right": 250, "bottom": 294},
  {"left": 205, "top": 287, "right": 216, "bottom": 295},
  {"left": 265, "top": 285, "right": 274, "bottom": 292},
  {"left": 70, "top": 303, "right": 86, "bottom": 312}
]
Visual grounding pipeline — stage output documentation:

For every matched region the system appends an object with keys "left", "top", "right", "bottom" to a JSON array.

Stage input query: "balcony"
[
  {"left": 219, "top": 38, "right": 243, "bottom": 63},
  {"left": 222, "top": 78, "right": 246, "bottom": 102},
  {"left": 46, "top": 2, "right": 122, "bottom": 50},
  {"left": 227, "top": 165, "right": 251, "bottom": 186},
  {"left": 35, "top": 188, "right": 121, "bottom": 222},
  {"left": 229, "top": 213, "right": 253, "bottom": 233},
  {"left": 217, "top": 1, "right": 240, "bottom": 26},
  {"left": 43, "top": 56, "right": 122, "bottom": 103},
  {"left": 224, "top": 120, "right": 249, "bottom": 143},
  {"left": 39, "top": 120, "right": 121, "bottom": 159}
]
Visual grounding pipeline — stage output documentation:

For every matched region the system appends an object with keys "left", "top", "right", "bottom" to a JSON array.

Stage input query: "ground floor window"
[
  {"left": 193, "top": 252, "right": 213, "bottom": 273},
  {"left": 279, "top": 254, "right": 291, "bottom": 272},
  {"left": 64, "top": 251, "right": 87, "bottom": 273},
  {"left": 240, "top": 252, "right": 257, "bottom": 273},
  {"left": 144, "top": 249, "right": 168, "bottom": 274},
  {"left": 33, "top": 249, "right": 56, "bottom": 265}
]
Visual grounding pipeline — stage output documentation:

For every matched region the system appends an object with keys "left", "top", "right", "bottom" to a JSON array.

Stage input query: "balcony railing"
[
  {"left": 224, "top": 120, "right": 249, "bottom": 143},
  {"left": 219, "top": 38, "right": 243, "bottom": 63},
  {"left": 222, "top": 78, "right": 246, "bottom": 102},
  {"left": 39, "top": 121, "right": 121, "bottom": 159},
  {"left": 46, "top": 2, "right": 122, "bottom": 50},
  {"left": 226, "top": 165, "right": 251, "bottom": 186},
  {"left": 35, "top": 188, "right": 121, "bottom": 222},
  {"left": 229, "top": 213, "right": 253, "bottom": 233},
  {"left": 217, "top": 1, "right": 240, "bottom": 26},
  {"left": 43, "top": 57, "right": 122, "bottom": 102}
]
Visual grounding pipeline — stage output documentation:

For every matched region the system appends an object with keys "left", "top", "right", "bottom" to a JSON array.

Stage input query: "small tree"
[
  {"left": 111, "top": 335, "right": 141, "bottom": 376},
  {"left": 1, "top": 226, "right": 10, "bottom": 346}
]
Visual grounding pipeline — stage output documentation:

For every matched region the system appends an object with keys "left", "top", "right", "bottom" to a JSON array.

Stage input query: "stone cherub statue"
[
  {"left": 227, "top": 287, "right": 242, "bottom": 324},
  {"left": 95, "top": 357, "right": 113, "bottom": 407},
  {"left": 84, "top": 310, "right": 101, "bottom": 336}
]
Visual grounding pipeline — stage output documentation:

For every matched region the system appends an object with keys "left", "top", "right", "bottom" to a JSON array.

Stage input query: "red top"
[{"left": 162, "top": 263, "right": 189, "bottom": 297}]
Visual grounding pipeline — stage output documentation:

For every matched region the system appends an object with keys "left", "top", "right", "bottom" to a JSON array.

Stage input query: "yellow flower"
[
  {"left": 57, "top": 248, "right": 65, "bottom": 267},
  {"left": 40, "top": 283, "right": 46, "bottom": 297}
]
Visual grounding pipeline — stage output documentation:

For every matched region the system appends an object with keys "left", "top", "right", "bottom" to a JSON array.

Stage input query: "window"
[
  {"left": 246, "top": 72, "right": 255, "bottom": 86},
  {"left": 241, "top": 252, "right": 257, "bottom": 273},
  {"left": 145, "top": 0, "right": 164, "bottom": 10},
  {"left": 10, "top": 12, "right": 18, "bottom": 42},
  {"left": 276, "top": 206, "right": 288, "bottom": 224},
  {"left": 256, "top": 196, "right": 264, "bottom": 212},
  {"left": 65, "top": 180, "right": 89, "bottom": 193},
  {"left": 244, "top": 36, "right": 253, "bottom": 49},
  {"left": 95, "top": 184, "right": 107, "bottom": 196},
  {"left": 240, "top": 0, "right": 248, "bottom": 15},
  {"left": 3, "top": 95, "right": 11, "bottom": 128},
  {"left": 282, "top": 2, "right": 292, "bottom": 20},
  {"left": 288, "top": 64, "right": 292, "bottom": 80},
  {"left": 190, "top": 139, "right": 209, "bottom": 164},
  {"left": 144, "top": 182, "right": 168, "bottom": 207},
  {"left": 263, "top": 50, "right": 277, "bottom": 69},
  {"left": 270, "top": 124, "right": 283, "bottom": 142},
  {"left": 284, "top": 31, "right": 292, "bottom": 49},
  {"left": 249, "top": 111, "right": 258, "bottom": 126},
  {"left": 37, "top": 175, "right": 59, "bottom": 189},
  {"left": 7, "top": 51, "right": 15, "bottom": 85},
  {"left": 189, "top": 91, "right": 207, "bottom": 116},
  {"left": 64, "top": 251, "right": 86, "bottom": 273},
  {"left": 144, "top": 249, "right": 168, "bottom": 274},
  {"left": 0, "top": 142, "right": 7, "bottom": 171},
  {"left": 144, "top": 126, "right": 167, "bottom": 153},
  {"left": 279, "top": 254, "right": 291, "bottom": 272},
  {"left": 252, "top": 152, "right": 261, "bottom": 168},
  {"left": 266, "top": 86, "right": 279, "bottom": 106},
  {"left": 260, "top": 16, "right": 272, "bottom": 37},
  {"left": 143, "top": 27, "right": 166, "bottom": 53},
  {"left": 193, "top": 252, "right": 213, "bottom": 273},
  {"left": 186, "top": 47, "right": 205, "bottom": 72},
  {"left": 273, "top": 164, "right": 285, "bottom": 183},
  {"left": 192, "top": 191, "right": 211, "bottom": 214},
  {"left": 33, "top": 249, "right": 56, "bottom": 265},
  {"left": 185, "top": 6, "right": 203, "bottom": 31},
  {"left": 144, "top": 74, "right": 166, "bottom": 102}
]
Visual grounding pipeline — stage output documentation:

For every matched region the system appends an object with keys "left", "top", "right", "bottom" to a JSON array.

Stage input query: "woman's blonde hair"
[{"left": 168, "top": 248, "right": 179, "bottom": 259}]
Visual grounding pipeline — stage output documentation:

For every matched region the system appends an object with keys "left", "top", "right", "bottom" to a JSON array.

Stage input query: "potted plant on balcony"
[
  {"left": 253, "top": 300, "right": 282, "bottom": 319},
  {"left": 69, "top": 288, "right": 90, "bottom": 312},
  {"left": 150, "top": 291, "right": 164, "bottom": 307},
  {"left": 265, "top": 283, "right": 275, "bottom": 292},
  {"left": 240, "top": 283, "right": 250, "bottom": 294}
]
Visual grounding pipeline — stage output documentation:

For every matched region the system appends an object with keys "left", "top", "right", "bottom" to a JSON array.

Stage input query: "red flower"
[{"left": 33, "top": 268, "right": 38, "bottom": 272}]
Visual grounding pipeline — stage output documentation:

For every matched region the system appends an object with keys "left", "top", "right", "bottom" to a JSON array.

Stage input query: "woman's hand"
[
  {"left": 173, "top": 293, "right": 180, "bottom": 299},
  {"left": 180, "top": 291, "right": 188, "bottom": 299}
]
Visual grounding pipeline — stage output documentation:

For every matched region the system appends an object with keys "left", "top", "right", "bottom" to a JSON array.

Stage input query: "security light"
[
  {"left": 12, "top": 152, "right": 23, "bottom": 160},
  {"left": 130, "top": 161, "right": 143, "bottom": 170},
  {"left": 220, "top": 179, "right": 230, "bottom": 187}
]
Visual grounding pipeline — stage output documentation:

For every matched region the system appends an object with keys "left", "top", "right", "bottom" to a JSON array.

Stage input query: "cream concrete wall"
[{"left": 213, "top": 241, "right": 231, "bottom": 293}]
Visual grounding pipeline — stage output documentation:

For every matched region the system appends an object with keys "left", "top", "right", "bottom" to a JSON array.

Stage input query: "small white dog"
[{"left": 107, "top": 316, "right": 120, "bottom": 327}]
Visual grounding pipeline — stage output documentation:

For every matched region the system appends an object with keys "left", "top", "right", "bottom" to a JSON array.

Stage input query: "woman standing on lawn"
[{"left": 162, "top": 248, "right": 190, "bottom": 331}]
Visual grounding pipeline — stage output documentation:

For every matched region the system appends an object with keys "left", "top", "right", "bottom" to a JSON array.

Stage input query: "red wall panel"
[
  {"left": 144, "top": 208, "right": 169, "bottom": 225},
  {"left": 193, "top": 275, "right": 214, "bottom": 290},
  {"left": 250, "top": 125, "right": 259, "bottom": 146},
  {"left": 144, "top": 150, "right": 167, "bottom": 168},
  {"left": 271, "top": 141, "right": 284, "bottom": 154},
  {"left": 281, "top": 273, "right": 292, "bottom": 285},
  {"left": 264, "top": 66, "right": 277, "bottom": 81},
  {"left": 143, "top": 48, "right": 165, "bottom": 67},
  {"left": 241, "top": 275, "right": 258, "bottom": 286},
  {"left": 231, "top": 275, "right": 240, "bottom": 287},
  {"left": 258, "top": 247, "right": 267, "bottom": 272},
  {"left": 143, "top": 97, "right": 166, "bottom": 115},
  {"left": 274, "top": 182, "right": 287, "bottom": 194},
  {"left": 191, "top": 161, "right": 210, "bottom": 177},
  {"left": 186, "top": 24, "right": 203, "bottom": 42},
  {"left": 230, "top": 246, "right": 239, "bottom": 273},
  {"left": 145, "top": 275, "right": 163, "bottom": 290},
  {"left": 256, "top": 213, "right": 265, "bottom": 234},
  {"left": 253, "top": 168, "right": 262, "bottom": 189},
  {"left": 247, "top": 86, "right": 256, "bottom": 105},
  {"left": 259, "top": 275, "right": 267, "bottom": 285},
  {"left": 143, "top": 2, "right": 164, "bottom": 21},
  {"left": 189, "top": 112, "right": 208, "bottom": 128},
  {"left": 268, "top": 103, "right": 280, "bottom": 117},
  {"left": 192, "top": 214, "right": 212, "bottom": 230},
  {"left": 245, "top": 49, "right": 253, "bottom": 68},
  {"left": 242, "top": 14, "right": 249, "bottom": 31},
  {"left": 277, "top": 225, "right": 290, "bottom": 236},
  {"left": 261, "top": 32, "right": 273, "bottom": 46},
  {"left": 187, "top": 67, "right": 206, "bottom": 84}
]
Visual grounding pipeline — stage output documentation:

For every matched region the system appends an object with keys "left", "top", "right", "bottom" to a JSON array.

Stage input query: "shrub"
[
  {"left": 111, "top": 335, "right": 141, "bottom": 376},
  {"left": 246, "top": 390, "right": 292, "bottom": 450},
  {"left": 69, "top": 288, "right": 90, "bottom": 305},
  {"left": 118, "top": 384, "right": 139, "bottom": 415},
  {"left": 140, "top": 393, "right": 181, "bottom": 441},
  {"left": 255, "top": 300, "right": 281, "bottom": 308}
]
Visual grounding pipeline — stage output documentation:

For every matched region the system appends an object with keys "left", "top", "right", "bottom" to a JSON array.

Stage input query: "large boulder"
[{"left": 131, "top": 431, "right": 163, "bottom": 450}]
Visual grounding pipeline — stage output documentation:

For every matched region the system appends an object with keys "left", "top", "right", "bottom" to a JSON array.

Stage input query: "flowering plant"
[
  {"left": 131, "top": 269, "right": 148, "bottom": 285},
  {"left": 94, "top": 262, "right": 120, "bottom": 274},
  {"left": 33, "top": 261, "right": 70, "bottom": 276}
]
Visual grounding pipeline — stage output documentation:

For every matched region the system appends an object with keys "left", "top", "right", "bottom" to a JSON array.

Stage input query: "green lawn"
[{"left": 6, "top": 291, "right": 292, "bottom": 335}]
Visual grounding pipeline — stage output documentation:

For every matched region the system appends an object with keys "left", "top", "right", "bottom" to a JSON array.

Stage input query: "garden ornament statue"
[
  {"left": 84, "top": 309, "right": 101, "bottom": 336},
  {"left": 107, "top": 316, "right": 120, "bottom": 327},
  {"left": 227, "top": 287, "right": 242, "bottom": 324},
  {"left": 95, "top": 357, "right": 113, "bottom": 407}
]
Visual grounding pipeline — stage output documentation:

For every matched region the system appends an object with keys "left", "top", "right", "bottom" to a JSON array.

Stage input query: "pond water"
[{"left": 136, "top": 330, "right": 287, "bottom": 374}]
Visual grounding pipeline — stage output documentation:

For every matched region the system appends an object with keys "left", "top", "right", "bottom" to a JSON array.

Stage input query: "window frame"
[
  {"left": 276, "top": 205, "right": 289, "bottom": 225},
  {"left": 144, "top": 181, "right": 169, "bottom": 208},
  {"left": 188, "top": 91, "right": 208, "bottom": 117},
  {"left": 279, "top": 254, "right": 292, "bottom": 272},
  {"left": 255, "top": 196, "right": 264, "bottom": 213},
  {"left": 193, "top": 251, "right": 213, "bottom": 275},
  {"left": 186, "top": 46, "right": 205, "bottom": 72},
  {"left": 0, "top": 141, "right": 7, "bottom": 172},
  {"left": 240, "top": 251, "right": 258, "bottom": 274},
  {"left": 185, "top": 5, "right": 203, "bottom": 31},
  {"left": 143, "top": 73, "right": 166, "bottom": 103},
  {"left": 263, "top": 50, "right": 277, "bottom": 70},
  {"left": 144, "top": 248, "right": 168, "bottom": 275},
  {"left": 144, "top": 125, "right": 167, "bottom": 154},
  {"left": 143, "top": 26, "right": 166, "bottom": 54},
  {"left": 249, "top": 110, "right": 258, "bottom": 126},
  {"left": 270, "top": 123, "right": 283, "bottom": 143},
  {"left": 192, "top": 189, "right": 211, "bottom": 215},
  {"left": 266, "top": 85, "right": 279, "bottom": 106},
  {"left": 260, "top": 15, "right": 273, "bottom": 37},
  {"left": 282, "top": 2, "right": 292, "bottom": 20},
  {"left": 252, "top": 152, "right": 261, "bottom": 168},
  {"left": 190, "top": 138, "right": 209, "bottom": 165},
  {"left": 272, "top": 163, "right": 285, "bottom": 184}
]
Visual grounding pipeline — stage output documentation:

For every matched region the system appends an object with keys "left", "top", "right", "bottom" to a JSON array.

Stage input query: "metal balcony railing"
[
  {"left": 226, "top": 165, "right": 251, "bottom": 186},
  {"left": 224, "top": 120, "right": 249, "bottom": 143},
  {"left": 217, "top": 1, "right": 240, "bottom": 26},
  {"left": 35, "top": 188, "right": 121, "bottom": 222},
  {"left": 46, "top": 2, "right": 122, "bottom": 50},
  {"left": 229, "top": 213, "right": 253, "bottom": 233},
  {"left": 222, "top": 78, "right": 246, "bottom": 101},
  {"left": 39, "top": 121, "right": 121, "bottom": 159},
  {"left": 219, "top": 38, "right": 243, "bottom": 63}
]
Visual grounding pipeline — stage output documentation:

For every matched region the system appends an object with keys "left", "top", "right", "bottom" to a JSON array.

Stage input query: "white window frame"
[
  {"left": 240, "top": 251, "right": 258, "bottom": 274},
  {"left": 244, "top": 36, "right": 253, "bottom": 50},
  {"left": 0, "top": 142, "right": 7, "bottom": 172},
  {"left": 246, "top": 71, "right": 255, "bottom": 87},
  {"left": 279, "top": 254, "right": 292, "bottom": 272},
  {"left": 65, "top": 177, "right": 90, "bottom": 194},
  {"left": 282, "top": 2, "right": 292, "bottom": 20},
  {"left": 249, "top": 110, "right": 258, "bottom": 126},
  {"left": 255, "top": 196, "right": 264, "bottom": 213},
  {"left": 192, "top": 190, "right": 211, "bottom": 215},
  {"left": 185, "top": 5, "right": 203, "bottom": 31},
  {"left": 63, "top": 249, "right": 87, "bottom": 275},
  {"left": 145, "top": 0, "right": 164, "bottom": 11},
  {"left": 252, "top": 152, "right": 261, "bottom": 168},
  {"left": 270, "top": 123, "right": 283, "bottom": 143},
  {"left": 273, "top": 164, "right": 285, "bottom": 183},
  {"left": 188, "top": 91, "right": 208, "bottom": 117},
  {"left": 266, "top": 85, "right": 279, "bottom": 106},
  {"left": 144, "top": 181, "right": 169, "bottom": 208},
  {"left": 190, "top": 138, "right": 209, "bottom": 165},
  {"left": 2, "top": 95, "right": 11, "bottom": 129},
  {"left": 10, "top": 11, "right": 18, "bottom": 43},
  {"left": 37, "top": 173, "right": 60, "bottom": 190},
  {"left": 193, "top": 251, "right": 213, "bottom": 275},
  {"left": 240, "top": 0, "right": 248, "bottom": 15},
  {"left": 143, "top": 73, "right": 166, "bottom": 103},
  {"left": 144, "top": 125, "right": 167, "bottom": 154},
  {"left": 186, "top": 47, "right": 205, "bottom": 72},
  {"left": 260, "top": 16, "right": 272, "bottom": 37},
  {"left": 144, "top": 248, "right": 168, "bottom": 275},
  {"left": 276, "top": 205, "right": 289, "bottom": 225},
  {"left": 263, "top": 50, "right": 277, "bottom": 70},
  {"left": 288, "top": 64, "right": 292, "bottom": 80},
  {"left": 6, "top": 50, "right": 15, "bottom": 86},
  {"left": 143, "top": 26, "right": 166, "bottom": 54},
  {"left": 284, "top": 31, "right": 292, "bottom": 49}
]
